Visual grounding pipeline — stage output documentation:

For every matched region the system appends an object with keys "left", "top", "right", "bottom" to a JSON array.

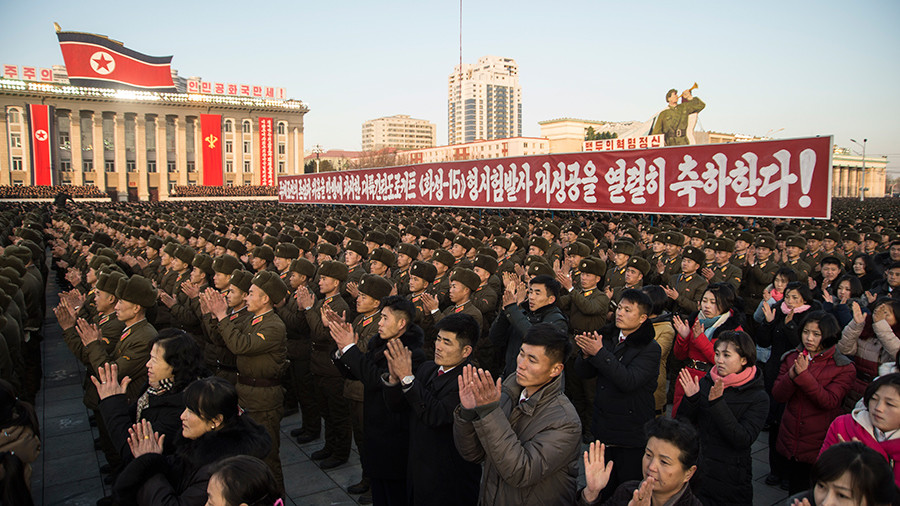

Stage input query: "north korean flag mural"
[
  {"left": 200, "top": 114, "right": 224, "bottom": 186},
  {"left": 56, "top": 31, "right": 176, "bottom": 92},
  {"left": 26, "top": 104, "right": 56, "bottom": 186}
]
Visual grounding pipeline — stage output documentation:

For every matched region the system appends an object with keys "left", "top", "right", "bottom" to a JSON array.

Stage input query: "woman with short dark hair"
[
  {"left": 772, "top": 311, "right": 856, "bottom": 493},
  {"left": 788, "top": 442, "right": 896, "bottom": 506},
  {"left": 206, "top": 455, "right": 280, "bottom": 506},
  {"left": 676, "top": 330, "right": 768, "bottom": 506}
]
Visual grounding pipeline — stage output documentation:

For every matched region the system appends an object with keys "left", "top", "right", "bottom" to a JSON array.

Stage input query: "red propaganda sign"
[
  {"left": 279, "top": 137, "right": 833, "bottom": 219},
  {"left": 259, "top": 117, "right": 274, "bottom": 186},
  {"left": 27, "top": 104, "right": 55, "bottom": 186},
  {"left": 200, "top": 114, "right": 223, "bottom": 186}
]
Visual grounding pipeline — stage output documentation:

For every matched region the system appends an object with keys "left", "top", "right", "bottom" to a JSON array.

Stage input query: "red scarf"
[{"left": 710, "top": 365, "right": 757, "bottom": 388}]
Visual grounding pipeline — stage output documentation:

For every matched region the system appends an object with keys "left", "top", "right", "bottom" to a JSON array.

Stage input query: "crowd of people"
[
  {"left": 0, "top": 185, "right": 107, "bottom": 199},
  {"left": 0, "top": 197, "right": 899, "bottom": 505},
  {"left": 170, "top": 185, "right": 277, "bottom": 197}
]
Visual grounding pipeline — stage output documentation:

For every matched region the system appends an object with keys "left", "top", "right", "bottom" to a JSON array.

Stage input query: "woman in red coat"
[
  {"left": 671, "top": 283, "right": 743, "bottom": 416},
  {"left": 773, "top": 311, "right": 856, "bottom": 494}
]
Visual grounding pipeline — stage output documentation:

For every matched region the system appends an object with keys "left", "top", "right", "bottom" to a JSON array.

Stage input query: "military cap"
[
  {"left": 0, "top": 267, "right": 22, "bottom": 285},
  {"left": 264, "top": 226, "right": 280, "bottom": 237},
  {"left": 214, "top": 236, "right": 229, "bottom": 248},
  {"left": 98, "top": 247, "right": 118, "bottom": 261},
  {"left": 96, "top": 271, "right": 126, "bottom": 295},
  {"left": 510, "top": 234, "right": 525, "bottom": 250},
  {"left": 275, "top": 243, "right": 300, "bottom": 260},
  {"left": 579, "top": 257, "right": 607, "bottom": 278},
  {"left": 365, "top": 231, "right": 386, "bottom": 246},
  {"left": 251, "top": 270, "right": 289, "bottom": 304},
  {"left": 822, "top": 230, "right": 841, "bottom": 243},
  {"left": 212, "top": 255, "right": 243, "bottom": 275},
  {"left": 453, "top": 236, "right": 473, "bottom": 251},
  {"left": 473, "top": 254, "right": 499, "bottom": 275},
  {"left": 370, "top": 247, "right": 397, "bottom": 268},
  {"left": 409, "top": 261, "right": 437, "bottom": 283},
  {"left": 358, "top": 274, "right": 393, "bottom": 301},
  {"left": 291, "top": 236, "right": 312, "bottom": 253},
  {"left": 492, "top": 236, "right": 512, "bottom": 251},
  {"left": 530, "top": 236, "right": 550, "bottom": 254},
  {"left": 406, "top": 225, "right": 422, "bottom": 238},
  {"left": 682, "top": 246, "right": 705, "bottom": 266},
  {"left": 755, "top": 235, "right": 777, "bottom": 250},
  {"left": 16, "top": 228, "right": 42, "bottom": 245},
  {"left": 841, "top": 231, "right": 860, "bottom": 243},
  {"left": 397, "top": 243, "right": 420, "bottom": 260},
  {"left": 174, "top": 245, "right": 196, "bottom": 265},
  {"left": 627, "top": 256, "right": 651, "bottom": 276},
  {"left": 432, "top": 249, "right": 456, "bottom": 269},
  {"left": 252, "top": 245, "right": 275, "bottom": 263},
  {"left": 115, "top": 275, "right": 157, "bottom": 308},
  {"left": 342, "top": 240, "right": 365, "bottom": 259},
  {"left": 714, "top": 238, "right": 735, "bottom": 253},
  {"left": 688, "top": 228, "right": 708, "bottom": 240},
  {"left": 237, "top": 226, "right": 253, "bottom": 238},
  {"left": 428, "top": 231, "right": 445, "bottom": 244},
  {"left": 318, "top": 243, "right": 338, "bottom": 258},
  {"left": 866, "top": 233, "right": 882, "bottom": 243},
  {"left": 177, "top": 227, "right": 193, "bottom": 239},
  {"left": 612, "top": 241, "right": 635, "bottom": 256},
  {"left": 734, "top": 231, "right": 754, "bottom": 245},
  {"left": 663, "top": 232, "right": 685, "bottom": 246},
  {"left": 421, "top": 238, "right": 440, "bottom": 251},
  {"left": 527, "top": 262, "right": 555, "bottom": 277},
  {"left": 542, "top": 223, "right": 560, "bottom": 238},
  {"left": 246, "top": 233, "right": 263, "bottom": 247},
  {"left": 785, "top": 235, "right": 807, "bottom": 249},
  {"left": 262, "top": 236, "right": 278, "bottom": 249},
  {"left": 323, "top": 231, "right": 342, "bottom": 246},
  {"left": 289, "top": 258, "right": 316, "bottom": 278},
  {"left": 192, "top": 253, "right": 214, "bottom": 275},
  {"left": 93, "top": 232, "right": 114, "bottom": 247},
  {"left": 450, "top": 268, "right": 481, "bottom": 292},
  {"left": 319, "top": 261, "right": 349, "bottom": 282},
  {"left": 229, "top": 269, "right": 253, "bottom": 294},
  {"left": 225, "top": 239, "right": 247, "bottom": 256},
  {"left": 346, "top": 229, "right": 364, "bottom": 242},
  {"left": 89, "top": 255, "right": 113, "bottom": 271},
  {"left": 805, "top": 230, "right": 824, "bottom": 241},
  {"left": 566, "top": 241, "right": 591, "bottom": 258},
  {"left": 775, "top": 231, "right": 792, "bottom": 242}
]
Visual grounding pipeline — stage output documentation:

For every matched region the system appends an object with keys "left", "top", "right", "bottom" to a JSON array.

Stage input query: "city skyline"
[{"left": 1, "top": 0, "right": 897, "bottom": 173}]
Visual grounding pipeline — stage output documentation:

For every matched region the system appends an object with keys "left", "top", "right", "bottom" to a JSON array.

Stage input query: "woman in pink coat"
[{"left": 820, "top": 372, "right": 900, "bottom": 487}]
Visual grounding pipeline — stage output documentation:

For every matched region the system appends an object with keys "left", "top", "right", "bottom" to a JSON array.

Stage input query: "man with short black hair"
[
  {"left": 453, "top": 323, "right": 581, "bottom": 505},
  {"left": 574, "top": 289, "right": 661, "bottom": 501}
]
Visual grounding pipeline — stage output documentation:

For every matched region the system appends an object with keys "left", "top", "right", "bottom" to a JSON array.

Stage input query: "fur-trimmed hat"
[
  {"left": 358, "top": 274, "right": 393, "bottom": 301},
  {"left": 579, "top": 257, "right": 607, "bottom": 278},
  {"left": 96, "top": 271, "right": 126, "bottom": 295},
  {"left": 274, "top": 243, "right": 300, "bottom": 260},
  {"left": 226, "top": 239, "right": 247, "bottom": 256},
  {"left": 89, "top": 255, "right": 113, "bottom": 271},
  {"left": 527, "top": 262, "right": 554, "bottom": 277},
  {"left": 289, "top": 258, "right": 316, "bottom": 278},
  {"left": 369, "top": 248, "right": 397, "bottom": 268},
  {"left": 229, "top": 269, "right": 253, "bottom": 294},
  {"left": 192, "top": 253, "right": 214, "bottom": 276},
  {"left": 432, "top": 249, "right": 456, "bottom": 269},
  {"left": 612, "top": 241, "right": 635, "bottom": 256},
  {"left": 627, "top": 257, "right": 651, "bottom": 276},
  {"left": 346, "top": 240, "right": 368, "bottom": 259},
  {"left": 664, "top": 232, "right": 685, "bottom": 246},
  {"left": 755, "top": 234, "right": 777, "bottom": 250},
  {"left": 566, "top": 241, "right": 591, "bottom": 258},
  {"left": 317, "top": 243, "right": 338, "bottom": 258},
  {"left": 452, "top": 236, "right": 472, "bottom": 251},
  {"left": 450, "top": 268, "right": 481, "bottom": 292},
  {"left": 409, "top": 261, "right": 437, "bottom": 283},
  {"left": 397, "top": 243, "right": 420, "bottom": 260},
  {"left": 529, "top": 236, "right": 550, "bottom": 254},
  {"left": 785, "top": 235, "right": 807, "bottom": 249},
  {"left": 115, "top": 275, "right": 157, "bottom": 308},
  {"left": 213, "top": 255, "right": 243, "bottom": 275},
  {"left": 251, "top": 270, "right": 289, "bottom": 304},
  {"left": 148, "top": 236, "right": 163, "bottom": 250},
  {"left": 174, "top": 245, "right": 196, "bottom": 266},
  {"left": 5, "top": 246, "right": 31, "bottom": 265},
  {"left": 0, "top": 256, "right": 25, "bottom": 277},
  {"left": 319, "top": 261, "right": 349, "bottom": 282},
  {"left": 473, "top": 254, "right": 498, "bottom": 275},
  {"left": 714, "top": 238, "right": 735, "bottom": 253},
  {"left": 252, "top": 245, "right": 275, "bottom": 263},
  {"left": 682, "top": 246, "right": 705, "bottom": 266}
]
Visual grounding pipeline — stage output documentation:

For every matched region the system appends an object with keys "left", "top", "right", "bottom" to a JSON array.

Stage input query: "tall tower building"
[{"left": 448, "top": 56, "right": 521, "bottom": 145}]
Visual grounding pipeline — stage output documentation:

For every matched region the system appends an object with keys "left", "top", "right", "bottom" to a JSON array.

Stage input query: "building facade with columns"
[{"left": 0, "top": 78, "right": 307, "bottom": 201}]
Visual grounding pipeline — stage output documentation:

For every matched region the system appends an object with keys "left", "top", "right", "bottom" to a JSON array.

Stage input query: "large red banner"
[
  {"left": 27, "top": 104, "right": 54, "bottom": 186},
  {"left": 200, "top": 114, "right": 223, "bottom": 186},
  {"left": 279, "top": 136, "right": 833, "bottom": 219},
  {"left": 259, "top": 117, "right": 274, "bottom": 186}
]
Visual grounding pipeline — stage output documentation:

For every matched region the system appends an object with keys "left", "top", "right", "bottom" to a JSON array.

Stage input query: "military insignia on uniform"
[
  {"left": 252, "top": 315, "right": 263, "bottom": 326},
  {"left": 362, "top": 314, "right": 376, "bottom": 327},
  {"left": 88, "top": 288, "right": 95, "bottom": 296},
  {"left": 121, "top": 329, "right": 132, "bottom": 339},
  {"left": 257, "top": 332, "right": 266, "bottom": 340},
  {"left": 229, "top": 312, "right": 240, "bottom": 321},
  {"left": 325, "top": 295, "right": 335, "bottom": 305},
  {"left": 99, "top": 314, "right": 110, "bottom": 325},
  {"left": 454, "top": 304, "right": 465, "bottom": 313},
  {"left": 583, "top": 290, "right": 593, "bottom": 297},
  {"left": 101, "top": 338, "right": 109, "bottom": 344},
  {"left": 412, "top": 295, "right": 422, "bottom": 303}
]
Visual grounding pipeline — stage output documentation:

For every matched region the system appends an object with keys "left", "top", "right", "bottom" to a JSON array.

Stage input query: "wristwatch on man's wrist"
[{"left": 401, "top": 375, "right": 415, "bottom": 387}]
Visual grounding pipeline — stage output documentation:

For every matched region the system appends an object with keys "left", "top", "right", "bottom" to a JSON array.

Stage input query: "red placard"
[
  {"left": 278, "top": 137, "right": 833, "bottom": 219},
  {"left": 200, "top": 114, "right": 223, "bottom": 186},
  {"left": 27, "top": 104, "right": 55, "bottom": 186},
  {"left": 259, "top": 117, "right": 274, "bottom": 186}
]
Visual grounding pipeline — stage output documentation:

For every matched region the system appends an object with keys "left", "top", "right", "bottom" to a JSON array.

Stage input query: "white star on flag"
[{"left": 90, "top": 51, "right": 116, "bottom": 75}]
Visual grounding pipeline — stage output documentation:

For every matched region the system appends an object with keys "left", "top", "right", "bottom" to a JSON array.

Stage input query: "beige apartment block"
[
  {"left": 448, "top": 56, "right": 522, "bottom": 145},
  {"left": 361, "top": 114, "right": 435, "bottom": 152}
]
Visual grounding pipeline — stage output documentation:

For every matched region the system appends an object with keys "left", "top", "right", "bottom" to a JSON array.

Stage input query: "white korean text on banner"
[
  {"left": 258, "top": 117, "right": 274, "bottom": 186},
  {"left": 278, "top": 136, "right": 833, "bottom": 219}
]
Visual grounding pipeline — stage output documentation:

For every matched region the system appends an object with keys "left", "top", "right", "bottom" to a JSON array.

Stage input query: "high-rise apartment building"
[
  {"left": 448, "top": 56, "right": 521, "bottom": 145},
  {"left": 361, "top": 114, "right": 436, "bottom": 152}
]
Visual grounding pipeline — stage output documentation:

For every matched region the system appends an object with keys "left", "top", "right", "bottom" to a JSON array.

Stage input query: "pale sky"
[{"left": 2, "top": 0, "right": 898, "bottom": 172}]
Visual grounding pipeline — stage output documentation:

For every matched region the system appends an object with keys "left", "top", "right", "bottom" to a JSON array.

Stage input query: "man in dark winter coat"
[
  {"left": 490, "top": 274, "right": 568, "bottom": 378},
  {"left": 574, "top": 288, "right": 661, "bottom": 501},
  {"left": 331, "top": 295, "right": 427, "bottom": 506}
]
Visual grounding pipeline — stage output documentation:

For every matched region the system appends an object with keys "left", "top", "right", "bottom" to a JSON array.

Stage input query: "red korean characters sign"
[
  {"left": 200, "top": 114, "right": 223, "bottom": 186},
  {"left": 27, "top": 104, "right": 55, "bottom": 186},
  {"left": 258, "top": 118, "right": 274, "bottom": 186},
  {"left": 279, "top": 137, "right": 833, "bottom": 219}
]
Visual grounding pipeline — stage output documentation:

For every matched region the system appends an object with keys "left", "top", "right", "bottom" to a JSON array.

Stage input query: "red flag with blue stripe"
[{"left": 57, "top": 31, "right": 176, "bottom": 92}]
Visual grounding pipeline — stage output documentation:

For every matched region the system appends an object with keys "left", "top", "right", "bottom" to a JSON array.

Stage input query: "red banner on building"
[
  {"left": 279, "top": 136, "right": 833, "bottom": 219},
  {"left": 200, "top": 114, "right": 223, "bottom": 186},
  {"left": 27, "top": 104, "right": 55, "bottom": 186},
  {"left": 56, "top": 31, "right": 176, "bottom": 92},
  {"left": 259, "top": 117, "right": 274, "bottom": 186}
]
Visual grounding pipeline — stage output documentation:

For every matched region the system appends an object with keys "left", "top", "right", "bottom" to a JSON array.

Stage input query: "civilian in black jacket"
[
  {"left": 383, "top": 313, "right": 482, "bottom": 506},
  {"left": 331, "top": 295, "right": 427, "bottom": 506},
  {"left": 574, "top": 289, "right": 660, "bottom": 501},
  {"left": 490, "top": 274, "right": 568, "bottom": 378}
]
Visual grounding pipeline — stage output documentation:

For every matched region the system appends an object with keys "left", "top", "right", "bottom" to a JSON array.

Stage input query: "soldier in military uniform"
[
  {"left": 604, "top": 241, "right": 634, "bottom": 291},
  {"left": 492, "top": 236, "right": 517, "bottom": 275},
  {"left": 470, "top": 254, "right": 500, "bottom": 372},
  {"left": 652, "top": 232, "right": 684, "bottom": 286},
  {"left": 650, "top": 87, "right": 706, "bottom": 146},
  {"left": 420, "top": 268, "right": 484, "bottom": 359},
  {"left": 407, "top": 260, "right": 437, "bottom": 326},
  {"left": 392, "top": 243, "right": 418, "bottom": 297},
  {"left": 205, "top": 270, "right": 288, "bottom": 492},
  {"left": 368, "top": 247, "right": 396, "bottom": 279},
  {"left": 609, "top": 256, "right": 651, "bottom": 308},
  {"left": 540, "top": 223, "right": 564, "bottom": 266},
  {"left": 707, "top": 238, "right": 743, "bottom": 292},
  {"left": 740, "top": 235, "right": 780, "bottom": 324},
  {"left": 296, "top": 261, "right": 353, "bottom": 470},
  {"left": 273, "top": 243, "right": 300, "bottom": 283},
  {"left": 429, "top": 249, "right": 454, "bottom": 310},
  {"left": 250, "top": 245, "right": 275, "bottom": 273},
  {"left": 821, "top": 230, "right": 846, "bottom": 267},
  {"left": 782, "top": 235, "right": 812, "bottom": 282},
  {"left": 279, "top": 258, "right": 317, "bottom": 431},
  {"left": 731, "top": 231, "right": 753, "bottom": 267},
  {"left": 664, "top": 246, "right": 708, "bottom": 315},
  {"left": 342, "top": 239, "right": 369, "bottom": 321}
]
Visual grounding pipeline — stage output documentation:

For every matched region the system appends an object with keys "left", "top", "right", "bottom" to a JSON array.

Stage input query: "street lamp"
[
  {"left": 313, "top": 144, "right": 324, "bottom": 173},
  {"left": 851, "top": 138, "right": 867, "bottom": 201}
]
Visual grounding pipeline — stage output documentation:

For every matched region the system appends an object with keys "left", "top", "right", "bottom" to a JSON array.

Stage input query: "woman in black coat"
[
  {"left": 113, "top": 376, "right": 272, "bottom": 506},
  {"left": 676, "top": 330, "right": 768, "bottom": 506},
  {"left": 95, "top": 330, "right": 208, "bottom": 461}
]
